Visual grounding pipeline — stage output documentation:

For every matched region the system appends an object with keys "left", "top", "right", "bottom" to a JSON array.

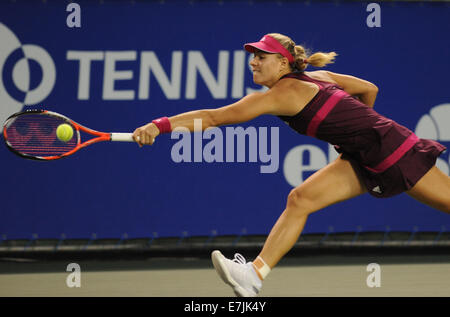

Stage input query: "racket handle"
[{"left": 110, "top": 133, "right": 134, "bottom": 142}]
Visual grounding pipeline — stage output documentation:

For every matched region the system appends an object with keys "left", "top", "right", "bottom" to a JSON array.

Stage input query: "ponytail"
[{"left": 294, "top": 45, "right": 337, "bottom": 71}]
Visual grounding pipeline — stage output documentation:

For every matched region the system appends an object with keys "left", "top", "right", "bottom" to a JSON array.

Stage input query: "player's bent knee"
[
  {"left": 286, "top": 188, "right": 313, "bottom": 217},
  {"left": 286, "top": 188, "right": 302, "bottom": 208}
]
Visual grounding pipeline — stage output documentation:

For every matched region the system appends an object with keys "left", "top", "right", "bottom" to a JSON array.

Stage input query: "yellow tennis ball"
[{"left": 56, "top": 123, "right": 74, "bottom": 142}]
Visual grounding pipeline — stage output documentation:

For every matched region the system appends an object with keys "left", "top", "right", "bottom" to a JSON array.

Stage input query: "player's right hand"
[{"left": 132, "top": 123, "right": 160, "bottom": 147}]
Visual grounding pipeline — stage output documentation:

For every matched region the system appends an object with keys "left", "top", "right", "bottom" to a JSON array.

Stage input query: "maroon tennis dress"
[{"left": 278, "top": 72, "right": 446, "bottom": 198}]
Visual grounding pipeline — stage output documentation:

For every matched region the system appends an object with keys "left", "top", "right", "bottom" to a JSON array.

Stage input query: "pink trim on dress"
[
  {"left": 364, "top": 133, "right": 419, "bottom": 173},
  {"left": 306, "top": 89, "right": 347, "bottom": 137}
]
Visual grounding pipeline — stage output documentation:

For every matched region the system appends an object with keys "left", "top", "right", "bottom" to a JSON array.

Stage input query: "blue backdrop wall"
[{"left": 1, "top": 0, "right": 449, "bottom": 239}]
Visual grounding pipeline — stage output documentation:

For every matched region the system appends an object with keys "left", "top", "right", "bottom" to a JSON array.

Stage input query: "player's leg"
[
  {"left": 212, "top": 156, "right": 367, "bottom": 296},
  {"left": 256, "top": 155, "right": 367, "bottom": 270},
  {"left": 406, "top": 166, "right": 450, "bottom": 213}
]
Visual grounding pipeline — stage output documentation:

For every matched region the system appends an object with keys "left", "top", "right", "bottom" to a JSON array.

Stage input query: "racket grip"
[{"left": 110, "top": 133, "right": 134, "bottom": 142}]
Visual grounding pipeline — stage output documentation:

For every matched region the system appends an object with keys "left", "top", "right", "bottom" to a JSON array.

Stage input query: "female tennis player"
[{"left": 133, "top": 33, "right": 450, "bottom": 297}]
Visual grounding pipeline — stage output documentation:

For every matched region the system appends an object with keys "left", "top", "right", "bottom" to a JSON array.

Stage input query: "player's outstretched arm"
[
  {"left": 172, "top": 91, "right": 283, "bottom": 129},
  {"left": 133, "top": 90, "right": 283, "bottom": 146}
]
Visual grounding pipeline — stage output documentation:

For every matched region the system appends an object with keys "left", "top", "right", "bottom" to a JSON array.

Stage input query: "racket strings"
[{"left": 5, "top": 114, "right": 78, "bottom": 157}]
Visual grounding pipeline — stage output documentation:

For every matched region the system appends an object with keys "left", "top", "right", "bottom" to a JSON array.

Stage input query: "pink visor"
[{"left": 244, "top": 35, "right": 294, "bottom": 64}]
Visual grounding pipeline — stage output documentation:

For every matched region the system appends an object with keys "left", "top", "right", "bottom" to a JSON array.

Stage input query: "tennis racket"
[{"left": 2, "top": 109, "right": 135, "bottom": 161}]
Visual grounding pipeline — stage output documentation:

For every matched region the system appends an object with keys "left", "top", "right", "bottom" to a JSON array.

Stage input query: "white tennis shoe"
[{"left": 211, "top": 250, "right": 262, "bottom": 297}]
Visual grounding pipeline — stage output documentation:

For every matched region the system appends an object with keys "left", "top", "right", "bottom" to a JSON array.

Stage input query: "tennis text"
[
  {"left": 66, "top": 50, "right": 265, "bottom": 100},
  {"left": 170, "top": 119, "right": 279, "bottom": 173}
]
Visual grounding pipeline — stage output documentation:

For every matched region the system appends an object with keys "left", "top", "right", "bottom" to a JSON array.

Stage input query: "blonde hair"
[{"left": 267, "top": 33, "right": 338, "bottom": 71}]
